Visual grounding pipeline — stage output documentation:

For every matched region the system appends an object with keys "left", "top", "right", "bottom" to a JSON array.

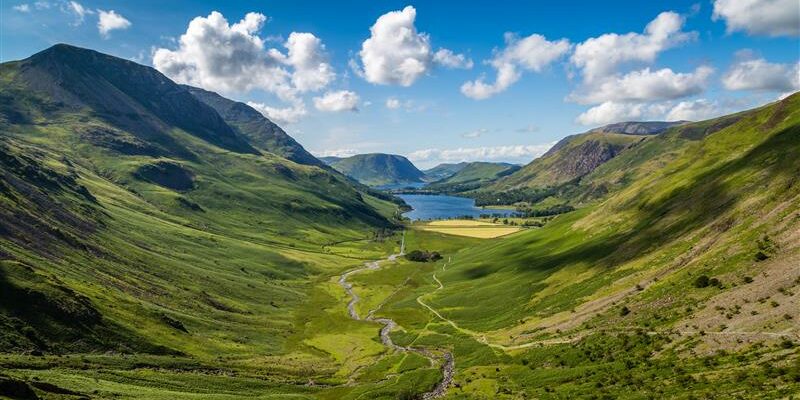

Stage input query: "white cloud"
[
  {"left": 385, "top": 98, "right": 401, "bottom": 109},
  {"left": 575, "top": 98, "right": 748, "bottom": 126},
  {"left": 665, "top": 99, "right": 724, "bottom": 121},
  {"left": 433, "top": 49, "right": 473, "bottom": 69},
  {"left": 462, "top": 33, "right": 570, "bottom": 99},
  {"left": 408, "top": 143, "right": 555, "bottom": 166},
  {"left": 461, "top": 128, "right": 488, "bottom": 139},
  {"left": 575, "top": 102, "right": 655, "bottom": 126},
  {"left": 356, "top": 6, "right": 469, "bottom": 86},
  {"left": 713, "top": 0, "right": 799, "bottom": 37},
  {"left": 247, "top": 100, "right": 307, "bottom": 125},
  {"left": 722, "top": 57, "right": 800, "bottom": 92},
  {"left": 65, "top": 1, "right": 93, "bottom": 25},
  {"left": 311, "top": 148, "right": 359, "bottom": 158},
  {"left": 570, "top": 66, "right": 713, "bottom": 104},
  {"left": 34, "top": 1, "right": 50, "bottom": 9},
  {"left": 13, "top": 4, "right": 30, "bottom": 12},
  {"left": 313, "top": 90, "right": 360, "bottom": 112},
  {"left": 284, "top": 32, "right": 335, "bottom": 92},
  {"left": 97, "top": 10, "right": 131, "bottom": 38},
  {"left": 153, "top": 11, "right": 337, "bottom": 124},
  {"left": 571, "top": 11, "right": 694, "bottom": 83}
]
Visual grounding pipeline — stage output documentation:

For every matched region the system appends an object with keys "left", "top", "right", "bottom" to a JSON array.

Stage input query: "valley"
[{"left": 1, "top": 42, "right": 798, "bottom": 400}]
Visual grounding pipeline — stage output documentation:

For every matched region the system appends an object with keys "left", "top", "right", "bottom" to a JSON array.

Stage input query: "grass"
[{"left": 416, "top": 219, "right": 523, "bottom": 238}]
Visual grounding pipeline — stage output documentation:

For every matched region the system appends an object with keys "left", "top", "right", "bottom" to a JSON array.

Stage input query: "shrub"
[
  {"left": 694, "top": 275, "right": 710, "bottom": 288},
  {"left": 405, "top": 250, "right": 442, "bottom": 262}
]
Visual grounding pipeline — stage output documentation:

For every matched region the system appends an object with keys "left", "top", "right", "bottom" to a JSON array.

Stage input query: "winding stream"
[{"left": 338, "top": 232, "right": 454, "bottom": 398}]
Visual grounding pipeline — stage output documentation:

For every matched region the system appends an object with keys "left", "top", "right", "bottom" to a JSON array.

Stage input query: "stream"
[{"left": 337, "top": 232, "right": 454, "bottom": 398}]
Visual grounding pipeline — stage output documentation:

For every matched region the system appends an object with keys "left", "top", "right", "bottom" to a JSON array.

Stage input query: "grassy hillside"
[
  {"left": 328, "top": 153, "right": 425, "bottom": 187},
  {"left": 426, "top": 162, "right": 520, "bottom": 193},
  {"left": 423, "top": 162, "right": 468, "bottom": 182},
  {"left": 369, "top": 93, "right": 799, "bottom": 397},
  {"left": 0, "top": 45, "right": 455, "bottom": 398},
  {"left": 184, "top": 85, "right": 325, "bottom": 167}
]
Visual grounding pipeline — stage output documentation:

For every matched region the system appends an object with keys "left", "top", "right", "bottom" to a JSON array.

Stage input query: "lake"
[{"left": 398, "top": 194, "right": 518, "bottom": 221}]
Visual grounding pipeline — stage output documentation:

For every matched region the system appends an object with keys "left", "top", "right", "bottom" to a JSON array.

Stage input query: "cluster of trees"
[
  {"left": 472, "top": 187, "right": 556, "bottom": 206},
  {"left": 405, "top": 250, "right": 442, "bottom": 262},
  {"left": 516, "top": 204, "right": 575, "bottom": 218}
]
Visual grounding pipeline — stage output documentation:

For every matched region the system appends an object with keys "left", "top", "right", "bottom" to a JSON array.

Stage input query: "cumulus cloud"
[
  {"left": 154, "top": 12, "right": 291, "bottom": 96},
  {"left": 284, "top": 32, "right": 335, "bottom": 91},
  {"left": 462, "top": 33, "right": 570, "bottom": 99},
  {"left": 575, "top": 98, "right": 745, "bottom": 126},
  {"left": 13, "top": 4, "right": 31, "bottom": 12},
  {"left": 712, "top": 0, "right": 799, "bottom": 37},
  {"left": 355, "top": 6, "right": 469, "bottom": 86},
  {"left": 153, "top": 11, "right": 338, "bottom": 123},
  {"left": 313, "top": 90, "right": 360, "bottom": 112},
  {"left": 247, "top": 100, "right": 307, "bottom": 124},
  {"left": 722, "top": 57, "right": 800, "bottom": 92},
  {"left": 665, "top": 99, "right": 724, "bottom": 121},
  {"left": 97, "top": 10, "right": 131, "bottom": 38},
  {"left": 408, "top": 143, "right": 555, "bottom": 166},
  {"left": 571, "top": 11, "right": 694, "bottom": 83},
  {"left": 570, "top": 66, "right": 714, "bottom": 104},
  {"left": 433, "top": 49, "right": 473, "bottom": 69}
]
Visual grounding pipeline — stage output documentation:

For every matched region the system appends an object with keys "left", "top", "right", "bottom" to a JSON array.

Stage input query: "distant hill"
[
  {"left": 484, "top": 120, "right": 689, "bottom": 195},
  {"left": 328, "top": 153, "right": 425, "bottom": 186},
  {"left": 423, "top": 162, "right": 469, "bottom": 182},
  {"left": 426, "top": 162, "right": 520, "bottom": 192}
]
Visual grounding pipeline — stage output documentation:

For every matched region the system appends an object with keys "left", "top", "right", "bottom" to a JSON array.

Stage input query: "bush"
[
  {"left": 694, "top": 275, "right": 710, "bottom": 288},
  {"left": 405, "top": 250, "right": 442, "bottom": 262}
]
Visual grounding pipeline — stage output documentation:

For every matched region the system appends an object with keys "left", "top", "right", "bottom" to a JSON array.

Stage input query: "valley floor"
[{"left": 3, "top": 225, "right": 798, "bottom": 399}]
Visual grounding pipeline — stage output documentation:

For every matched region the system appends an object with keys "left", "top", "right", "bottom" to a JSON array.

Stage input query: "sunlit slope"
[
  {"left": 0, "top": 44, "right": 398, "bottom": 359},
  {"left": 430, "top": 93, "right": 800, "bottom": 340}
]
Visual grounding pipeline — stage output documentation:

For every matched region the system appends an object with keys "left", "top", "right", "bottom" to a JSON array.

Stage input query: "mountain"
[
  {"left": 184, "top": 86, "right": 324, "bottom": 167},
  {"left": 477, "top": 120, "right": 697, "bottom": 205},
  {"left": 0, "top": 44, "right": 398, "bottom": 361},
  {"left": 426, "top": 161, "right": 520, "bottom": 192},
  {"left": 422, "top": 162, "right": 469, "bottom": 182},
  {"left": 327, "top": 153, "right": 425, "bottom": 186}
]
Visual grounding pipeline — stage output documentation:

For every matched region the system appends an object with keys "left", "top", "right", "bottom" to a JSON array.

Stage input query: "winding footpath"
[{"left": 338, "top": 232, "right": 454, "bottom": 399}]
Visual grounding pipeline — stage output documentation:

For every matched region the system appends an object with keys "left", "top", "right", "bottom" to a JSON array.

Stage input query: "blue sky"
[{"left": 2, "top": 0, "right": 798, "bottom": 168}]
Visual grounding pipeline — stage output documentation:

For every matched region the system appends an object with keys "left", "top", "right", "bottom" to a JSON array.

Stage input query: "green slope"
[
  {"left": 426, "top": 162, "right": 520, "bottom": 193},
  {"left": 328, "top": 153, "right": 425, "bottom": 186},
  {"left": 422, "top": 162, "right": 468, "bottom": 182},
  {"left": 184, "top": 85, "right": 325, "bottom": 167},
  {"left": 397, "top": 94, "right": 800, "bottom": 395},
  {"left": 0, "top": 44, "right": 400, "bottom": 363}
]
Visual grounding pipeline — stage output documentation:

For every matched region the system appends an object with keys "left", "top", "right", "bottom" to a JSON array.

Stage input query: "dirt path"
[{"left": 338, "top": 232, "right": 454, "bottom": 399}]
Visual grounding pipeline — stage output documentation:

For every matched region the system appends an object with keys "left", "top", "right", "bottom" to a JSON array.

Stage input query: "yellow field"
[{"left": 417, "top": 219, "right": 521, "bottom": 238}]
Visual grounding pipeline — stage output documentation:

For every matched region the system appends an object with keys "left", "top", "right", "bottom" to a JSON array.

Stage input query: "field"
[{"left": 416, "top": 219, "right": 522, "bottom": 238}]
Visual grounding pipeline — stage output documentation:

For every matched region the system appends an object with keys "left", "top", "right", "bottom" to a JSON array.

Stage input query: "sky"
[{"left": 1, "top": 0, "right": 798, "bottom": 168}]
